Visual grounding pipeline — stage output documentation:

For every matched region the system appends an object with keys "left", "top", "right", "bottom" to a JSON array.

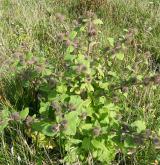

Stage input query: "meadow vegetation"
[{"left": 0, "top": 0, "right": 160, "bottom": 164}]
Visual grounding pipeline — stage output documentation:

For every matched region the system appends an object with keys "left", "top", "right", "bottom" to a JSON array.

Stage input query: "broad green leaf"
[
  {"left": 131, "top": 120, "right": 146, "bottom": 133},
  {"left": 108, "top": 71, "right": 117, "bottom": 78},
  {"left": 79, "top": 26, "right": 85, "bottom": 32},
  {"left": 20, "top": 108, "right": 29, "bottom": 120},
  {"left": 44, "top": 68, "right": 52, "bottom": 76},
  {"left": 69, "top": 95, "right": 83, "bottom": 108},
  {"left": 98, "top": 147, "right": 114, "bottom": 163},
  {"left": 26, "top": 52, "right": 33, "bottom": 60},
  {"left": 99, "top": 82, "right": 109, "bottom": 90},
  {"left": 64, "top": 111, "right": 79, "bottom": 135},
  {"left": 99, "top": 96, "right": 106, "bottom": 104},
  {"left": 0, "top": 109, "right": 10, "bottom": 132},
  {"left": 50, "top": 93, "right": 68, "bottom": 102},
  {"left": 56, "top": 84, "right": 67, "bottom": 94},
  {"left": 64, "top": 54, "right": 75, "bottom": 61},
  {"left": 116, "top": 53, "right": 124, "bottom": 61},
  {"left": 42, "top": 123, "right": 56, "bottom": 137},
  {"left": 69, "top": 31, "right": 77, "bottom": 40},
  {"left": 127, "top": 65, "right": 133, "bottom": 71},
  {"left": 39, "top": 102, "right": 49, "bottom": 114},
  {"left": 66, "top": 45, "right": 74, "bottom": 53},
  {"left": 32, "top": 121, "right": 55, "bottom": 137},
  {"left": 100, "top": 116, "right": 109, "bottom": 124},
  {"left": 0, "top": 121, "right": 9, "bottom": 132},
  {"left": 1, "top": 109, "right": 10, "bottom": 118},
  {"left": 93, "top": 150, "right": 98, "bottom": 158},
  {"left": 100, "top": 103, "right": 117, "bottom": 114},
  {"left": 80, "top": 123, "right": 92, "bottom": 130},
  {"left": 93, "top": 19, "right": 103, "bottom": 25},
  {"left": 108, "top": 61, "right": 112, "bottom": 66},
  {"left": 97, "top": 65, "right": 104, "bottom": 78},
  {"left": 91, "top": 139, "right": 104, "bottom": 149},
  {"left": 137, "top": 75, "right": 143, "bottom": 81},
  {"left": 107, "top": 37, "right": 114, "bottom": 47},
  {"left": 82, "top": 138, "right": 91, "bottom": 150},
  {"left": 69, "top": 139, "right": 82, "bottom": 144},
  {"left": 86, "top": 83, "right": 94, "bottom": 92}
]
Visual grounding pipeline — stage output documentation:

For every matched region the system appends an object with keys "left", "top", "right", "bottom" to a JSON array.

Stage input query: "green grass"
[{"left": 0, "top": 0, "right": 160, "bottom": 164}]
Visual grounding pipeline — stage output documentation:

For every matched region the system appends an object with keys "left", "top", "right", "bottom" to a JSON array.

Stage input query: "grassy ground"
[{"left": 0, "top": 0, "right": 160, "bottom": 164}]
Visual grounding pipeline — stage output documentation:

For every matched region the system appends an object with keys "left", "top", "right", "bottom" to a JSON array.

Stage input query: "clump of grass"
[{"left": 0, "top": 125, "right": 59, "bottom": 165}]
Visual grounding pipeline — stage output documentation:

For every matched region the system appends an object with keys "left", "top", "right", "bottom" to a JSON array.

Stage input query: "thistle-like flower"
[
  {"left": 68, "top": 103, "right": 76, "bottom": 111},
  {"left": 80, "top": 112, "right": 87, "bottom": 120},
  {"left": 55, "top": 13, "right": 65, "bottom": 22},
  {"left": 143, "top": 77, "right": 151, "bottom": 85},
  {"left": 60, "top": 120, "right": 68, "bottom": 130},
  {"left": 65, "top": 39, "right": 71, "bottom": 47},
  {"left": 52, "top": 123, "right": 60, "bottom": 132},
  {"left": 10, "top": 112, "right": 20, "bottom": 121},
  {"left": 153, "top": 75, "right": 160, "bottom": 84},
  {"left": 25, "top": 116, "right": 33, "bottom": 127},
  {"left": 93, "top": 127, "right": 101, "bottom": 137},
  {"left": 51, "top": 101, "right": 62, "bottom": 116},
  {"left": 88, "top": 28, "right": 97, "bottom": 37}
]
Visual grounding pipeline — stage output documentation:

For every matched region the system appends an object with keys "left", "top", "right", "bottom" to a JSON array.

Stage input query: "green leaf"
[
  {"left": 80, "top": 123, "right": 92, "bottom": 130},
  {"left": 86, "top": 83, "right": 94, "bottom": 92},
  {"left": 1, "top": 109, "right": 10, "bottom": 118},
  {"left": 0, "top": 121, "right": 9, "bottom": 132},
  {"left": 82, "top": 138, "right": 91, "bottom": 150},
  {"left": 69, "top": 139, "right": 82, "bottom": 144},
  {"left": 99, "top": 96, "right": 106, "bottom": 104},
  {"left": 69, "top": 95, "right": 83, "bottom": 108},
  {"left": 93, "top": 19, "right": 103, "bottom": 25},
  {"left": 44, "top": 68, "right": 52, "bottom": 76},
  {"left": 39, "top": 102, "right": 49, "bottom": 115},
  {"left": 32, "top": 121, "right": 55, "bottom": 137},
  {"left": 69, "top": 31, "right": 77, "bottom": 40},
  {"left": 42, "top": 123, "right": 56, "bottom": 136},
  {"left": 98, "top": 147, "right": 114, "bottom": 163},
  {"left": 107, "top": 37, "right": 114, "bottom": 47},
  {"left": 127, "top": 65, "right": 133, "bottom": 71},
  {"left": 108, "top": 71, "right": 117, "bottom": 78},
  {"left": 137, "top": 75, "right": 143, "bottom": 81},
  {"left": 79, "top": 26, "right": 85, "bottom": 32},
  {"left": 99, "top": 103, "right": 118, "bottom": 114},
  {"left": 0, "top": 109, "right": 10, "bottom": 132},
  {"left": 56, "top": 84, "right": 67, "bottom": 94},
  {"left": 91, "top": 139, "right": 104, "bottom": 149},
  {"left": 99, "top": 82, "right": 109, "bottom": 90},
  {"left": 26, "top": 52, "right": 33, "bottom": 60},
  {"left": 131, "top": 120, "right": 146, "bottom": 133},
  {"left": 64, "top": 54, "right": 75, "bottom": 61},
  {"left": 64, "top": 111, "right": 79, "bottom": 135},
  {"left": 66, "top": 45, "right": 74, "bottom": 53},
  {"left": 116, "top": 53, "right": 124, "bottom": 61},
  {"left": 20, "top": 108, "right": 29, "bottom": 120}
]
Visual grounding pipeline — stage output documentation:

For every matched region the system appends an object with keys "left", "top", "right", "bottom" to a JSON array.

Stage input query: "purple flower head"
[{"left": 55, "top": 13, "right": 65, "bottom": 22}]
